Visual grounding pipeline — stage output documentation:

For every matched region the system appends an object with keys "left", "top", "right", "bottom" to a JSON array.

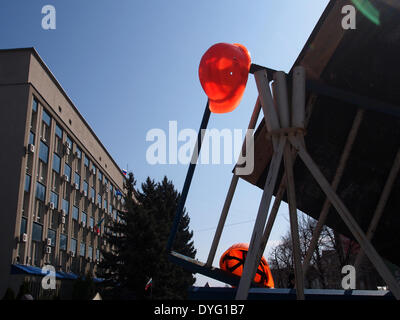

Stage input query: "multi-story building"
[{"left": 0, "top": 48, "right": 126, "bottom": 298}]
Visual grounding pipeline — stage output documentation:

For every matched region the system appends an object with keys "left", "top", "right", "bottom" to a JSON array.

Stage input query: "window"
[
  {"left": 60, "top": 234, "right": 67, "bottom": 250},
  {"left": 109, "top": 184, "right": 113, "bottom": 194},
  {"left": 39, "top": 141, "right": 49, "bottom": 163},
  {"left": 75, "top": 146, "right": 82, "bottom": 159},
  {"left": 74, "top": 172, "right": 81, "bottom": 186},
  {"left": 24, "top": 174, "right": 31, "bottom": 193},
  {"left": 96, "top": 249, "right": 100, "bottom": 261},
  {"left": 91, "top": 164, "right": 96, "bottom": 175},
  {"left": 88, "top": 246, "right": 93, "bottom": 260},
  {"left": 20, "top": 217, "right": 27, "bottom": 236},
  {"left": 42, "top": 109, "right": 51, "bottom": 127},
  {"left": 32, "top": 97, "right": 38, "bottom": 113},
  {"left": 55, "top": 123, "right": 63, "bottom": 139},
  {"left": 29, "top": 131, "right": 35, "bottom": 145},
  {"left": 83, "top": 181, "right": 88, "bottom": 194},
  {"left": 80, "top": 242, "right": 85, "bottom": 257},
  {"left": 47, "top": 229, "right": 56, "bottom": 247},
  {"left": 109, "top": 204, "right": 112, "bottom": 214},
  {"left": 91, "top": 187, "right": 95, "bottom": 200},
  {"left": 64, "top": 163, "right": 71, "bottom": 181},
  {"left": 90, "top": 217, "right": 94, "bottom": 228},
  {"left": 84, "top": 155, "right": 89, "bottom": 167},
  {"left": 53, "top": 154, "right": 61, "bottom": 173},
  {"left": 35, "top": 182, "right": 46, "bottom": 202},
  {"left": 32, "top": 222, "right": 43, "bottom": 242},
  {"left": 72, "top": 206, "right": 79, "bottom": 221},
  {"left": 62, "top": 199, "right": 69, "bottom": 214},
  {"left": 71, "top": 238, "right": 77, "bottom": 255},
  {"left": 104, "top": 177, "right": 108, "bottom": 186},
  {"left": 66, "top": 136, "right": 73, "bottom": 149},
  {"left": 104, "top": 199, "right": 107, "bottom": 210},
  {"left": 50, "top": 192, "right": 59, "bottom": 209},
  {"left": 81, "top": 212, "right": 87, "bottom": 224},
  {"left": 98, "top": 171, "right": 103, "bottom": 181},
  {"left": 113, "top": 209, "right": 117, "bottom": 220},
  {"left": 97, "top": 194, "right": 102, "bottom": 206}
]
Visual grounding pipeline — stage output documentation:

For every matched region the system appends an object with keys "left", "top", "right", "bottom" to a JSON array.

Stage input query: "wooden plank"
[
  {"left": 250, "top": 94, "right": 317, "bottom": 264},
  {"left": 235, "top": 135, "right": 286, "bottom": 300},
  {"left": 206, "top": 99, "right": 262, "bottom": 267},
  {"left": 283, "top": 142, "right": 305, "bottom": 300},
  {"left": 354, "top": 148, "right": 400, "bottom": 269},
  {"left": 273, "top": 71, "right": 290, "bottom": 128},
  {"left": 289, "top": 136, "right": 400, "bottom": 300},
  {"left": 254, "top": 69, "right": 281, "bottom": 149},
  {"left": 295, "top": 0, "right": 349, "bottom": 79},
  {"left": 206, "top": 175, "right": 239, "bottom": 267},
  {"left": 303, "top": 109, "right": 364, "bottom": 275},
  {"left": 291, "top": 67, "right": 306, "bottom": 129}
]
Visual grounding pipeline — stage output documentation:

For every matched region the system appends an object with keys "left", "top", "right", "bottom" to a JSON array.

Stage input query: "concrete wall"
[
  {"left": 27, "top": 50, "right": 125, "bottom": 190},
  {"left": 0, "top": 84, "right": 30, "bottom": 298}
]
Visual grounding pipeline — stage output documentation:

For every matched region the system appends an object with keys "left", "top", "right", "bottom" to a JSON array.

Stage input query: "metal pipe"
[{"left": 166, "top": 101, "right": 211, "bottom": 252}]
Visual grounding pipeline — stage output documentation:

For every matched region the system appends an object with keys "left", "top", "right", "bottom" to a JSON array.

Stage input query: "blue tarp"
[{"left": 10, "top": 264, "right": 103, "bottom": 283}]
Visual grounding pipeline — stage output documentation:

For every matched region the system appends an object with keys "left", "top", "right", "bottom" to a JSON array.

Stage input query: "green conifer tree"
[{"left": 99, "top": 173, "right": 196, "bottom": 299}]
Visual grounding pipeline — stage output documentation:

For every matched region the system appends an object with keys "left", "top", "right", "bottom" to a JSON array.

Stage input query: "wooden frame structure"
[
  {"left": 167, "top": 63, "right": 400, "bottom": 300},
  {"left": 167, "top": 0, "right": 400, "bottom": 300}
]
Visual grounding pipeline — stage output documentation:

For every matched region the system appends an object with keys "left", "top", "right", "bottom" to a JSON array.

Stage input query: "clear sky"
[{"left": 0, "top": 0, "right": 329, "bottom": 286}]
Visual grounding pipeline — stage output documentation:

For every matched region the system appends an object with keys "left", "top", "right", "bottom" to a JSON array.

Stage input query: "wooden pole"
[
  {"left": 254, "top": 70, "right": 281, "bottom": 149},
  {"left": 284, "top": 67, "right": 305, "bottom": 299},
  {"left": 289, "top": 136, "right": 400, "bottom": 300},
  {"left": 255, "top": 94, "right": 317, "bottom": 267},
  {"left": 354, "top": 148, "right": 400, "bottom": 270},
  {"left": 302, "top": 109, "right": 364, "bottom": 275},
  {"left": 283, "top": 141, "right": 305, "bottom": 299},
  {"left": 235, "top": 70, "right": 283, "bottom": 300},
  {"left": 273, "top": 71, "right": 290, "bottom": 128},
  {"left": 205, "top": 99, "right": 262, "bottom": 267},
  {"left": 291, "top": 67, "right": 306, "bottom": 129},
  {"left": 254, "top": 177, "right": 287, "bottom": 271},
  {"left": 235, "top": 135, "right": 286, "bottom": 300}
]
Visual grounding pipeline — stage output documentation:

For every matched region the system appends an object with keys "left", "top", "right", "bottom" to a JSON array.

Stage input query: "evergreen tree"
[{"left": 99, "top": 173, "right": 196, "bottom": 299}]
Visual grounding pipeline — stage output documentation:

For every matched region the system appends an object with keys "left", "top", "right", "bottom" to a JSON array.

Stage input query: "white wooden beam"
[
  {"left": 289, "top": 136, "right": 400, "bottom": 300},
  {"left": 303, "top": 109, "right": 364, "bottom": 275},
  {"left": 354, "top": 148, "right": 400, "bottom": 270},
  {"left": 283, "top": 141, "right": 305, "bottom": 299},
  {"left": 235, "top": 135, "right": 286, "bottom": 300},
  {"left": 206, "top": 99, "right": 262, "bottom": 267}
]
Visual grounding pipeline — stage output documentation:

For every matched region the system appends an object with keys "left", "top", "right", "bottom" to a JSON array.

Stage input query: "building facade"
[{"left": 0, "top": 48, "right": 126, "bottom": 298}]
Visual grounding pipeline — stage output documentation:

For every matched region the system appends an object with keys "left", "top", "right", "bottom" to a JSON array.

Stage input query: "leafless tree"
[{"left": 268, "top": 213, "right": 347, "bottom": 289}]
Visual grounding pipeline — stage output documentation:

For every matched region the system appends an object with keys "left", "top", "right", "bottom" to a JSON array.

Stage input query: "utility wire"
[{"left": 194, "top": 219, "right": 256, "bottom": 233}]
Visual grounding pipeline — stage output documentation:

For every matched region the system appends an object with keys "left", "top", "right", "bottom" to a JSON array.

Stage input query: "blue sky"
[{"left": 0, "top": 0, "right": 329, "bottom": 286}]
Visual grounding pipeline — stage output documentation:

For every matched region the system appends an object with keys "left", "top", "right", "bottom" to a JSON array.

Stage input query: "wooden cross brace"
[{"left": 234, "top": 68, "right": 400, "bottom": 300}]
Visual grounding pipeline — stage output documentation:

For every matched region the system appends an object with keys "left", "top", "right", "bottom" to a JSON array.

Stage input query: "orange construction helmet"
[
  {"left": 219, "top": 243, "right": 274, "bottom": 288},
  {"left": 199, "top": 43, "right": 251, "bottom": 114}
]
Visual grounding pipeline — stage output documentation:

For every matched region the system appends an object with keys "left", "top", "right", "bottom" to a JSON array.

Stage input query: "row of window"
[
  {"left": 24, "top": 175, "right": 119, "bottom": 224},
  {"left": 21, "top": 218, "right": 100, "bottom": 260},
  {"left": 31, "top": 97, "right": 122, "bottom": 198},
  {"left": 27, "top": 178, "right": 112, "bottom": 224}
]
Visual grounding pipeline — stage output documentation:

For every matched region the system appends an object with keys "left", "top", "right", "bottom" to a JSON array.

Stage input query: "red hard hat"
[{"left": 199, "top": 43, "right": 251, "bottom": 114}]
